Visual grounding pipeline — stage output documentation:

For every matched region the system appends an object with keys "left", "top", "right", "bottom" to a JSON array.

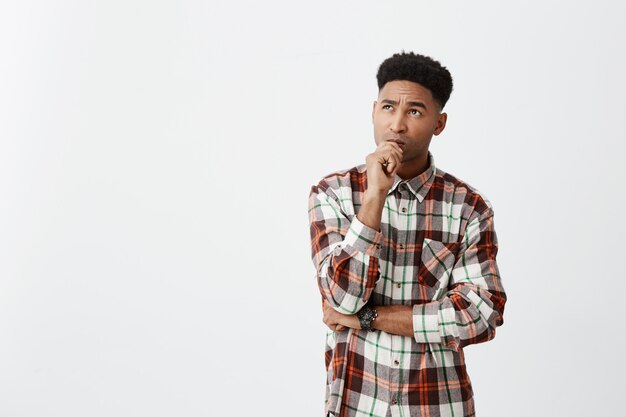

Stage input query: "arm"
[
  {"left": 322, "top": 299, "right": 415, "bottom": 337},
  {"left": 308, "top": 184, "right": 384, "bottom": 314},
  {"left": 412, "top": 206, "right": 507, "bottom": 351},
  {"left": 322, "top": 206, "right": 507, "bottom": 348}
]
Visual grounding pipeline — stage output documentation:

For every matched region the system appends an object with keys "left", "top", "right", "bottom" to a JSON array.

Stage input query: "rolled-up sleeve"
[
  {"left": 412, "top": 206, "right": 507, "bottom": 350},
  {"left": 308, "top": 184, "right": 383, "bottom": 314}
]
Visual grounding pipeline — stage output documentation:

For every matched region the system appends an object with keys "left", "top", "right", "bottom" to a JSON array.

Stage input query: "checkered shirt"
[{"left": 308, "top": 151, "right": 507, "bottom": 417}]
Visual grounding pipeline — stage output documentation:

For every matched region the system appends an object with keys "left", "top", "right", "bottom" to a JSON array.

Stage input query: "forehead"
[{"left": 378, "top": 80, "right": 434, "bottom": 103}]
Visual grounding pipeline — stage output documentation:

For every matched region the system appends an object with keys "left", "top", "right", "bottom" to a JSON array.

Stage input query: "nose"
[{"left": 389, "top": 111, "right": 406, "bottom": 134}]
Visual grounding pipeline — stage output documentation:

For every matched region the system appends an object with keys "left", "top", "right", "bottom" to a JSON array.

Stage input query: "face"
[{"left": 372, "top": 80, "right": 447, "bottom": 170}]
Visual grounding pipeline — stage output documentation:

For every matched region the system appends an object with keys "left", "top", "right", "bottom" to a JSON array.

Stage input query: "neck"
[{"left": 396, "top": 153, "right": 429, "bottom": 180}]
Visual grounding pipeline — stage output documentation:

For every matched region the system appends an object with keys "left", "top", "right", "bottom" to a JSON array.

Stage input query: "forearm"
[
  {"left": 339, "top": 305, "right": 414, "bottom": 338},
  {"left": 310, "top": 188, "right": 385, "bottom": 314},
  {"left": 372, "top": 305, "right": 413, "bottom": 337},
  {"left": 356, "top": 190, "right": 386, "bottom": 231}
]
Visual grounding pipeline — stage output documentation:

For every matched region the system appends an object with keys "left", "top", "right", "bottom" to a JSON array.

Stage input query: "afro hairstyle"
[{"left": 376, "top": 51, "right": 454, "bottom": 112}]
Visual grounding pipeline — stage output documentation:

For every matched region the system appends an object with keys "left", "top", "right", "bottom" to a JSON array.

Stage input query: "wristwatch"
[{"left": 357, "top": 304, "right": 378, "bottom": 331}]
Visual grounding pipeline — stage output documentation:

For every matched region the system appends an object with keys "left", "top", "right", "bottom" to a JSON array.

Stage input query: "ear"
[
  {"left": 371, "top": 100, "right": 377, "bottom": 123},
  {"left": 434, "top": 112, "right": 447, "bottom": 136}
]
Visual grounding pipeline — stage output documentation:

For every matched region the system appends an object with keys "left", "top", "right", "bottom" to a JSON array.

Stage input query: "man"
[{"left": 307, "top": 51, "right": 507, "bottom": 417}]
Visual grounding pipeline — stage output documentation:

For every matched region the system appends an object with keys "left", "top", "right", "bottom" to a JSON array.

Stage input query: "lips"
[{"left": 387, "top": 138, "right": 405, "bottom": 146}]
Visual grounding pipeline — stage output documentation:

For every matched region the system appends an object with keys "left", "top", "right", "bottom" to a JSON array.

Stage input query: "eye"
[
  {"left": 409, "top": 109, "right": 422, "bottom": 116},
  {"left": 382, "top": 104, "right": 393, "bottom": 110}
]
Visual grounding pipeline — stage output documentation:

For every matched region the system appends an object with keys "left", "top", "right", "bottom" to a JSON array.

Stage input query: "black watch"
[{"left": 357, "top": 304, "right": 378, "bottom": 331}]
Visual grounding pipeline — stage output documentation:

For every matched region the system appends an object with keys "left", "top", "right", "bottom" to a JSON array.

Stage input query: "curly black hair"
[{"left": 376, "top": 51, "right": 454, "bottom": 111}]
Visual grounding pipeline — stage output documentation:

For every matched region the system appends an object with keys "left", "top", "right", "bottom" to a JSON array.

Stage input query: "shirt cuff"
[
  {"left": 412, "top": 301, "right": 442, "bottom": 344},
  {"left": 344, "top": 215, "right": 383, "bottom": 257}
]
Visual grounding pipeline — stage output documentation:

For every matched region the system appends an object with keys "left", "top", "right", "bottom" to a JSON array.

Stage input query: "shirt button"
[
  {"left": 391, "top": 398, "right": 397, "bottom": 405},
  {"left": 398, "top": 244, "right": 404, "bottom": 250},
  {"left": 401, "top": 207, "right": 407, "bottom": 213},
  {"left": 394, "top": 359, "right": 399, "bottom": 366},
  {"left": 396, "top": 283, "right": 401, "bottom": 288}
]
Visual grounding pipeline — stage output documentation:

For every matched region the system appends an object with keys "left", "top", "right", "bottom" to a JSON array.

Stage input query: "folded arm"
[
  {"left": 412, "top": 206, "right": 507, "bottom": 351},
  {"left": 322, "top": 206, "right": 507, "bottom": 351},
  {"left": 308, "top": 185, "right": 383, "bottom": 314}
]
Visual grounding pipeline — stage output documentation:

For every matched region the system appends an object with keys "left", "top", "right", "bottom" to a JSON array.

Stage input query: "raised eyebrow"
[{"left": 381, "top": 99, "right": 427, "bottom": 110}]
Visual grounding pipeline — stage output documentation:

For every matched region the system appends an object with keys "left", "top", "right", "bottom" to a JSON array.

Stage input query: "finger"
[
  {"left": 385, "top": 158, "right": 396, "bottom": 175},
  {"left": 376, "top": 151, "right": 392, "bottom": 165},
  {"left": 379, "top": 158, "right": 393, "bottom": 175},
  {"left": 384, "top": 154, "right": 400, "bottom": 174},
  {"left": 335, "top": 324, "right": 346, "bottom": 331},
  {"left": 390, "top": 151, "right": 401, "bottom": 167},
  {"left": 381, "top": 159, "right": 393, "bottom": 175},
  {"left": 388, "top": 147, "right": 403, "bottom": 163},
  {"left": 378, "top": 147, "right": 398, "bottom": 164},
  {"left": 379, "top": 150, "right": 397, "bottom": 166},
  {"left": 381, "top": 141, "right": 402, "bottom": 152},
  {"left": 384, "top": 143, "right": 404, "bottom": 160},
  {"left": 390, "top": 159, "right": 400, "bottom": 173}
]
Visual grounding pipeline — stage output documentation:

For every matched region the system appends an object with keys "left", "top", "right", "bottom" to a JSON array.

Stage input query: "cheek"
[{"left": 412, "top": 125, "right": 432, "bottom": 137}]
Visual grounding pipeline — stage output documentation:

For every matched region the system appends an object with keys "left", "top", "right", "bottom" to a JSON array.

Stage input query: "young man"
[{"left": 308, "top": 52, "right": 507, "bottom": 417}]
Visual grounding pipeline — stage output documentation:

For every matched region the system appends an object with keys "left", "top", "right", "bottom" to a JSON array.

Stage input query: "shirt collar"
[{"left": 387, "top": 150, "right": 436, "bottom": 203}]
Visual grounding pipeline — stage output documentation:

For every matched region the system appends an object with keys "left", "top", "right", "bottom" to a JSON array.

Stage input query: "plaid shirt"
[{"left": 308, "top": 151, "right": 507, "bottom": 417}]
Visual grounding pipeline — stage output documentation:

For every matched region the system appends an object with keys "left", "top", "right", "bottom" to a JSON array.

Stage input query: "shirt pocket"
[{"left": 417, "top": 237, "right": 459, "bottom": 288}]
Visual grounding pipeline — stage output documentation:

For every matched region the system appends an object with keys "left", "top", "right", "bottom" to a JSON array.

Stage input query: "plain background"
[{"left": 1, "top": 1, "right": 625, "bottom": 416}]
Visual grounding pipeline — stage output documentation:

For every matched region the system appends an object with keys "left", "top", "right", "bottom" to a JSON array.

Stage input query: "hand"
[
  {"left": 322, "top": 299, "right": 352, "bottom": 332},
  {"left": 365, "top": 141, "right": 404, "bottom": 194}
]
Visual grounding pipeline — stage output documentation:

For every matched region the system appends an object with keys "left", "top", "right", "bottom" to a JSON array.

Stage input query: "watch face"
[{"left": 359, "top": 306, "right": 376, "bottom": 328}]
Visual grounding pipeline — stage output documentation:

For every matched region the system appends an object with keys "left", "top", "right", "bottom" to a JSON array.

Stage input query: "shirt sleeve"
[
  {"left": 412, "top": 205, "right": 507, "bottom": 351},
  {"left": 308, "top": 184, "right": 384, "bottom": 314}
]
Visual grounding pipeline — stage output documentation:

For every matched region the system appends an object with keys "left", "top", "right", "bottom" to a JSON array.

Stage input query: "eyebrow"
[{"left": 381, "top": 99, "right": 427, "bottom": 110}]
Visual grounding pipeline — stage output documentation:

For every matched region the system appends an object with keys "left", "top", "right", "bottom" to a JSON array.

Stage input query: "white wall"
[{"left": 1, "top": 1, "right": 624, "bottom": 416}]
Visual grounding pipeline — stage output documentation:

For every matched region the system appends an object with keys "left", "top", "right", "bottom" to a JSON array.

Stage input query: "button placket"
[
  {"left": 389, "top": 335, "right": 398, "bottom": 407},
  {"left": 398, "top": 185, "right": 408, "bottom": 214},
  {"left": 392, "top": 186, "right": 410, "bottom": 408}
]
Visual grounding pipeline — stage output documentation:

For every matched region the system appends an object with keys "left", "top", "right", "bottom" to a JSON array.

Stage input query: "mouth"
[{"left": 387, "top": 138, "right": 406, "bottom": 146}]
